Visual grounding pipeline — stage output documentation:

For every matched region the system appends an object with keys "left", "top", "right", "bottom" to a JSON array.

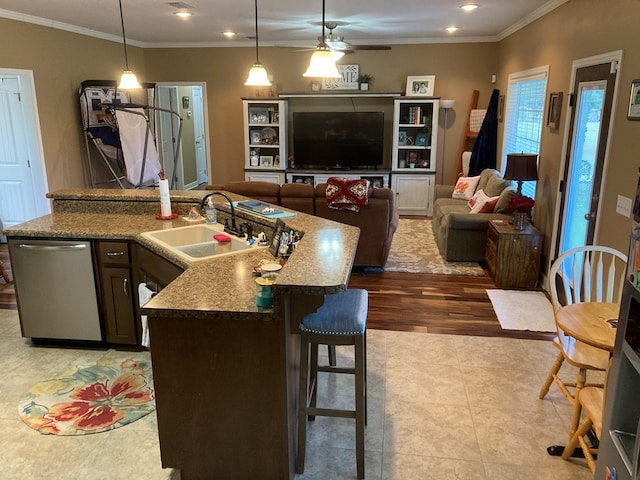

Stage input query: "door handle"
[{"left": 584, "top": 212, "right": 596, "bottom": 221}]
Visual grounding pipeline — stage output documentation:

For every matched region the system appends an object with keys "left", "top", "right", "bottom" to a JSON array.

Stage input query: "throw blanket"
[{"left": 326, "top": 177, "right": 370, "bottom": 212}]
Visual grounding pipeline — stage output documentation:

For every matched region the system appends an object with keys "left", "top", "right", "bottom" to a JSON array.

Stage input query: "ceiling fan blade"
[{"left": 347, "top": 45, "right": 392, "bottom": 51}]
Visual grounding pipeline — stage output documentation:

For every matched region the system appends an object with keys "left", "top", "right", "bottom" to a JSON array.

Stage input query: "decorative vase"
[{"left": 513, "top": 211, "right": 527, "bottom": 230}]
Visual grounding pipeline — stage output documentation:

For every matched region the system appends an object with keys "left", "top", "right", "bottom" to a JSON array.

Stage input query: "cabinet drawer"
[{"left": 97, "top": 241, "right": 130, "bottom": 266}]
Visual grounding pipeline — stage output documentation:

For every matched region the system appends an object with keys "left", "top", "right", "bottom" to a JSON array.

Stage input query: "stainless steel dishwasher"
[{"left": 9, "top": 239, "right": 103, "bottom": 341}]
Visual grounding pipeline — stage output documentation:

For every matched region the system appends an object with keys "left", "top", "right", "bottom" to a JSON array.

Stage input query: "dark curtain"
[{"left": 468, "top": 88, "right": 499, "bottom": 176}]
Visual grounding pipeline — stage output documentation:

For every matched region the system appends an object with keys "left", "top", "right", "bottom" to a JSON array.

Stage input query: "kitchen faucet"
[{"left": 199, "top": 192, "right": 243, "bottom": 237}]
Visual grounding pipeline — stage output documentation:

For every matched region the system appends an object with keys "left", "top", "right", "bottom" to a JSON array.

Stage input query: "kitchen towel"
[{"left": 138, "top": 283, "right": 155, "bottom": 347}]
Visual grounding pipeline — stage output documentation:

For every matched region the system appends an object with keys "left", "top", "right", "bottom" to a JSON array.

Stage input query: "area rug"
[
  {"left": 384, "top": 218, "right": 485, "bottom": 275},
  {"left": 487, "top": 289, "right": 557, "bottom": 332},
  {"left": 18, "top": 357, "right": 155, "bottom": 436}
]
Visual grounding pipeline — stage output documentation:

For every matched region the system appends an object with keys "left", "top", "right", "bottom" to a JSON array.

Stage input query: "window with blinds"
[{"left": 502, "top": 66, "right": 549, "bottom": 199}]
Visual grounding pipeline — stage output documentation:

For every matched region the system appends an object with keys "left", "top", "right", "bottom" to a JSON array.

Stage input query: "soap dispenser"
[{"left": 205, "top": 198, "right": 216, "bottom": 224}]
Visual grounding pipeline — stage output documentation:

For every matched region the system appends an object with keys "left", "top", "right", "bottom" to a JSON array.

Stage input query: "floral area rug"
[
  {"left": 384, "top": 218, "right": 486, "bottom": 275},
  {"left": 18, "top": 357, "right": 155, "bottom": 435}
]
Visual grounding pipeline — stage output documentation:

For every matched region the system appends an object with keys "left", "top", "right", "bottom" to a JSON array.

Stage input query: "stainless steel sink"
[{"left": 141, "top": 223, "right": 263, "bottom": 261}]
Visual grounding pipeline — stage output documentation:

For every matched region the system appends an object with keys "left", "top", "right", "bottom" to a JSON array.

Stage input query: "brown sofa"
[{"left": 208, "top": 181, "right": 399, "bottom": 268}]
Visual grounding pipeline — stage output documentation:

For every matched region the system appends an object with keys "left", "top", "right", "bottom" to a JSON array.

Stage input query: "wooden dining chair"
[
  {"left": 539, "top": 245, "right": 626, "bottom": 433},
  {"left": 561, "top": 359, "right": 612, "bottom": 472}
]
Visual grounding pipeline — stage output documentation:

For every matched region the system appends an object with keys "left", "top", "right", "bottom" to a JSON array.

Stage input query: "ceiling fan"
[{"left": 319, "top": 22, "right": 391, "bottom": 54}]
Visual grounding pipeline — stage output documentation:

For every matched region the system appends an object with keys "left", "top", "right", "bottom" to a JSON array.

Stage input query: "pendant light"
[
  {"left": 303, "top": 0, "right": 341, "bottom": 79},
  {"left": 245, "top": 0, "right": 271, "bottom": 86},
  {"left": 118, "top": 0, "right": 141, "bottom": 89}
]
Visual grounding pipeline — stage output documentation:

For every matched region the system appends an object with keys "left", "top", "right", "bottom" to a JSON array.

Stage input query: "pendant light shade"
[
  {"left": 304, "top": 0, "right": 341, "bottom": 79},
  {"left": 245, "top": 0, "right": 271, "bottom": 86},
  {"left": 245, "top": 63, "right": 271, "bottom": 86},
  {"left": 117, "top": 0, "right": 141, "bottom": 89},
  {"left": 303, "top": 45, "right": 341, "bottom": 78}
]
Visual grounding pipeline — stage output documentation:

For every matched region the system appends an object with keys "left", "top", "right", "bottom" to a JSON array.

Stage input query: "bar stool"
[{"left": 296, "top": 289, "right": 368, "bottom": 480}]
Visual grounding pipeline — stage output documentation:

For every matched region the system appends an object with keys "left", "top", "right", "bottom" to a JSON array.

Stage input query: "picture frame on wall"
[
  {"left": 547, "top": 92, "right": 563, "bottom": 129},
  {"left": 628, "top": 79, "right": 640, "bottom": 120},
  {"left": 405, "top": 75, "right": 435, "bottom": 96}
]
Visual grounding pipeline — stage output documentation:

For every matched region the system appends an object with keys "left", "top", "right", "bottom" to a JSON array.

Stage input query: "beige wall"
[
  {"left": 2, "top": 0, "right": 637, "bottom": 266},
  {"left": 144, "top": 42, "right": 498, "bottom": 186},
  {"left": 0, "top": 18, "right": 145, "bottom": 191},
  {"left": 496, "top": 0, "right": 639, "bottom": 264}
]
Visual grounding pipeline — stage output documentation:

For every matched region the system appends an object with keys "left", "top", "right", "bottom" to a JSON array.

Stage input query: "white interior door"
[
  {"left": 192, "top": 86, "right": 208, "bottom": 185},
  {"left": 0, "top": 76, "right": 42, "bottom": 240}
]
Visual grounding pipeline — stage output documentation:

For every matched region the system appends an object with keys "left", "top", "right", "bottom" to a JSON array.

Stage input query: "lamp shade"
[
  {"left": 440, "top": 99, "right": 455, "bottom": 109},
  {"left": 303, "top": 45, "right": 341, "bottom": 78},
  {"left": 504, "top": 153, "right": 539, "bottom": 181},
  {"left": 245, "top": 62, "right": 271, "bottom": 86},
  {"left": 119, "top": 70, "right": 142, "bottom": 89}
]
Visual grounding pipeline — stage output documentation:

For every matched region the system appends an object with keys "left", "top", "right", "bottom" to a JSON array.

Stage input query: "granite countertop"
[{"left": 4, "top": 188, "right": 360, "bottom": 319}]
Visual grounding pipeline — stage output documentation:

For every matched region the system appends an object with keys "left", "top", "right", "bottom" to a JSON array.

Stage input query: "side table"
[{"left": 485, "top": 219, "right": 543, "bottom": 289}]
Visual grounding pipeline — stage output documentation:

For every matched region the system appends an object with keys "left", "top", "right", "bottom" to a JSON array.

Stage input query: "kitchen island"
[{"left": 3, "top": 188, "right": 360, "bottom": 480}]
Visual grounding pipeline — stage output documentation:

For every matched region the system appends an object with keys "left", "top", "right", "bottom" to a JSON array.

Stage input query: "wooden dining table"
[{"left": 555, "top": 302, "right": 620, "bottom": 351}]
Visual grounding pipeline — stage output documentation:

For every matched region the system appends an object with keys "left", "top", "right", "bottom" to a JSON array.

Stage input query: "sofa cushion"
[
  {"left": 468, "top": 189, "right": 500, "bottom": 213},
  {"left": 452, "top": 175, "right": 481, "bottom": 200},
  {"left": 493, "top": 186, "right": 518, "bottom": 214},
  {"left": 280, "top": 183, "right": 315, "bottom": 214},
  {"left": 484, "top": 172, "right": 513, "bottom": 197}
]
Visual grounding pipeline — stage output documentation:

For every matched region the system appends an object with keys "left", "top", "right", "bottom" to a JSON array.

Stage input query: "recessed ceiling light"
[
  {"left": 460, "top": 4, "right": 479, "bottom": 12},
  {"left": 174, "top": 11, "right": 192, "bottom": 18},
  {"left": 446, "top": 26, "right": 460, "bottom": 33},
  {"left": 223, "top": 31, "right": 236, "bottom": 38}
]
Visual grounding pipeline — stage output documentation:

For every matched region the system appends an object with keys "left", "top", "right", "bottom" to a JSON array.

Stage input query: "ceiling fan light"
[
  {"left": 245, "top": 63, "right": 272, "bottom": 86},
  {"left": 119, "top": 70, "right": 142, "bottom": 89},
  {"left": 304, "top": 45, "right": 341, "bottom": 78}
]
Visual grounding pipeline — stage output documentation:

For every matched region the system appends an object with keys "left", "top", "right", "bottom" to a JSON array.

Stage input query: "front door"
[{"left": 555, "top": 58, "right": 618, "bottom": 259}]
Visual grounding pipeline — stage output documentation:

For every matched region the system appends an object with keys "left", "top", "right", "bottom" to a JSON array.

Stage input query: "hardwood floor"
[
  {"left": 349, "top": 269, "right": 555, "bottom": 341},
  {"left": 0, "top": 243, "right": 554, "bottom": 341}
]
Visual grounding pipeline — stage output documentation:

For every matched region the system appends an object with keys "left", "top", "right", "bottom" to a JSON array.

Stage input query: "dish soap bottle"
[{"left": 205, "top": 198, "right": 217, "bottom": 224}]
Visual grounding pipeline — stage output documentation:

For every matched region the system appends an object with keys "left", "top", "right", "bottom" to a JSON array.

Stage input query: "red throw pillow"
[{"left": 326, "top": 177, "right": 370, "bottom": 212}]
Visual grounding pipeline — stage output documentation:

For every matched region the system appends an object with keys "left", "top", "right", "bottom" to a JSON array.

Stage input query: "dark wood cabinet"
[
  {"left": 96, "top": 241, "right": 184, "bottom": 346},
  {"left": 486, "top": 220, "right": 543, "bottom": 289},
  {"left": 96, "top": 241, "right": 136, "bottom": 344}
]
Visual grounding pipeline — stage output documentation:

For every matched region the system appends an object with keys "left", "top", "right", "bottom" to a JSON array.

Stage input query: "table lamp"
[{"left": 504, "top": 153, "right": 539, "bottom": 195}]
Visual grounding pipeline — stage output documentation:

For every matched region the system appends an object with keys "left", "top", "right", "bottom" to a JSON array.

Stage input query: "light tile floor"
[{"left": 0, "top": 309, "right": 595, "bottom": 479}]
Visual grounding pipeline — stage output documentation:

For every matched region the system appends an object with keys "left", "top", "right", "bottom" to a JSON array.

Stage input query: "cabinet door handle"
[
  {"left": 123, "top": 278, "right": 129, "bottom": 297},
  {"left": 106, "top": 251, "right": 125, "bottom": 257}
]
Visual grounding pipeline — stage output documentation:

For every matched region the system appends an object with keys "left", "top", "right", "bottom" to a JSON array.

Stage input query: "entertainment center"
[{"left": 242, "top": 93, "right": 440, "bottom": 215}]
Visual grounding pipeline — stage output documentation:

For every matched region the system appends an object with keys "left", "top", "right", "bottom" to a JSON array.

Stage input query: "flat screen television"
[{"left": 292, "top": 111, "right": 384, "bottom": 169}]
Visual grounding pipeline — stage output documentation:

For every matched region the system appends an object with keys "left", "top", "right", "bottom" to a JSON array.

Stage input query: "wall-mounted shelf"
[{"left": 279, "top": 92, "right": 403, "bottom": 99}]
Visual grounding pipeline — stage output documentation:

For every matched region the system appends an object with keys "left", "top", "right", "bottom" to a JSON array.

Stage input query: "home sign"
[{"left": 322, "top": 65, "right": 359, "bottom": 90}]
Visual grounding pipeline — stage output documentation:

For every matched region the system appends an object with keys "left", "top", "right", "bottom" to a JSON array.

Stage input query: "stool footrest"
[
  {"left": 317, "top": 365, "right": 355, "bottom": 375},
  {"left": 307, "top": 407, "right": 356, "bottom": 420}
]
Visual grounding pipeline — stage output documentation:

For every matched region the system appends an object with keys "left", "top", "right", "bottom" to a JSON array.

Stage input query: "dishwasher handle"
[{"left": 18, "top": 243, "right": 88, "bottom": 251}]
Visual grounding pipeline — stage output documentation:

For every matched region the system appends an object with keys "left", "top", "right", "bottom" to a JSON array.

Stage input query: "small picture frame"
[
  {"left": 269, "top": 219, "right": 286, "bottom": 257},
  {"left": 415, "top": 132, "right": 427, "bottom": 146},
  {"left": 250, "top": 130, "right": 262, "bottom": 144},
  {"left": 547, "top": 92, "right": 563, "bottom": 129},
  {"left": 248, "top": 107, "right": 269, "bottom": 123},
  {"left": 398, "top": 131, "right": 407, "bottom": 146},
  {"left": 405, "top": 75, "right": 435, "bottom": 96},
  {"left": 628, "top": 79, "right": 640, "bottom": 120},
  {"left": 259, "top": 155, "right": 273, "bottom": 167}
]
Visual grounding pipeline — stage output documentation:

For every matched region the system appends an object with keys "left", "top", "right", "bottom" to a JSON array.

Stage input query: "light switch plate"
[{"left": 616, "top": 194, "right": 632, "bottom": 217}]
